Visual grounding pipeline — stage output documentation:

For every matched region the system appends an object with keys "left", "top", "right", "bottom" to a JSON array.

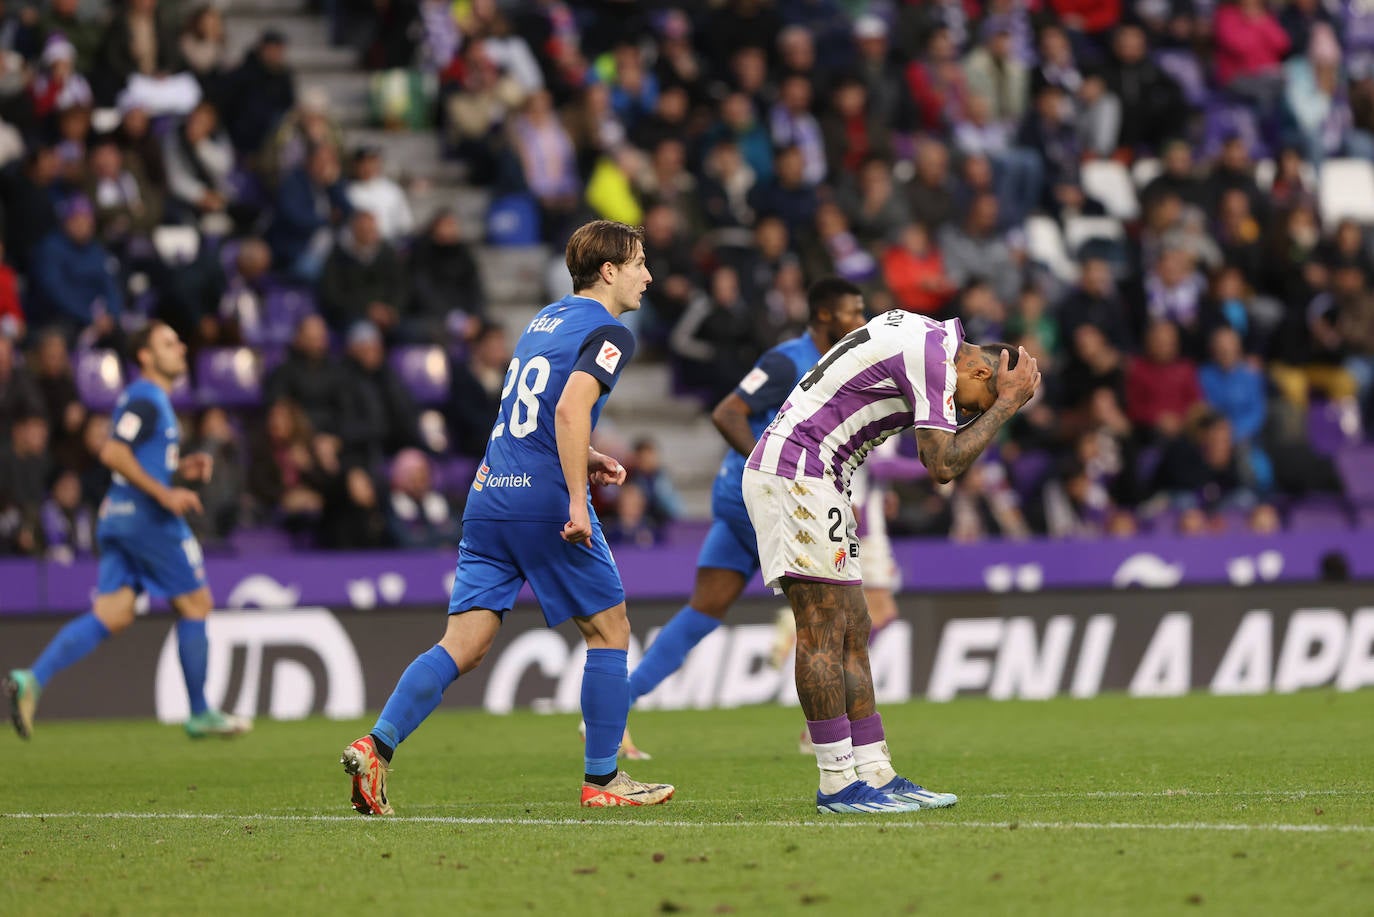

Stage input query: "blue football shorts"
[
  {"left": 448, "top": 519, "right": 626, "bottom": 626},
  {"left": 96, "top": 529, "right": 207, "bottom": 599},
  {"left": 695, "top": 508, "right": 761, "bottom": 577}
]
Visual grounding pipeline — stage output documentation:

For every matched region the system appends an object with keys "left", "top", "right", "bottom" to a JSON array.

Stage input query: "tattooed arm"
[
  {"left": 915, "top": 346, "right": 1040, "bottom": 485},
  {"left": 915, "top": 400, "right": 1021, "bottom": 484}
]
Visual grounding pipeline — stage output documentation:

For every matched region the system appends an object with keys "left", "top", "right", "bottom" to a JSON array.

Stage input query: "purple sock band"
[
  {"left": 849, "top": 713, "right": 885, "bottom": 747},
  {"left": 806, "top": 715, "right": 852, "bottom": 746}
]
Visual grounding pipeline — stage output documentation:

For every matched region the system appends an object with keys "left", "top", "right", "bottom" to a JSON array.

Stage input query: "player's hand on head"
[
  {"left": 160, "top": 486, "right": 204, "bottom": 517},
  {"left": 996, "top": 346, "right": 1041, "bottom": 410}
]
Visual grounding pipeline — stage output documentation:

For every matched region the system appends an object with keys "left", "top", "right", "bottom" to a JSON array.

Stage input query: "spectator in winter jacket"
[
  {"left": 91, "top": 0, "right": 181, "bottom": 105},
  {"left": 263, "top": 313, "right": 348, "bottom": 436},
  {"left": 265, "top": 143, "right": 350, "bottom": 282},
  {"left": 1213, "top": 0, "right": 1289, "bottom": 103},
  {"left": 1103, "top": 25, "right": 1188, "bottom": 152},
  {"left": 338, "top": 320, "right": 420, "bottom": 466},
  {"left": 319, "top": 210, "right": 408, "bottom": 337},
  {"left": 28, "top": 329, "right": 83, "bottom": 458},
  {"left": 161, "top": 100, "right": 237, "bottom": 223},
  {"left": 447, "top": 321, "right": 508, "bottom": 457},
  {"left": 27, "top": 195, "right": 122, "bottom": 341},
  {"left": 28, "top": 35, "right": 92, "bottom": 127},
  {"left": 1126, "top": 319, "right": 1204, "bottom": 439},
  {"left": 0, "top": 146, "right": 60, "bottom": 273},
  {"left": 1060, "top": 257, "right": 1135, "bottom": 352},
  {"left": 883, "top": 223, "right": 955, "bottom": 316},
  {"left": 83, "top": 133, "right": 162, "bottom": 255},
  {"left": 34, "top": 0, "right": 102, "bottom": 74},
  {"left": 0, "top": 336, "right": 43, "bottom": 440},
  {"left": 405, "top": 210, "right": 484, "bottom": 343},
  {"left": 217, "top": 28, "right": 296, "bottom": 155},
  {"left": 938, "top": 193, "right": 1022, "bottom": 306},
  {"left": 385, "top": 448, "right": 459, "bottom": 550}
]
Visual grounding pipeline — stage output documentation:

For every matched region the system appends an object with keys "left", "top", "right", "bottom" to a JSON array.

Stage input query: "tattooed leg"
[
  {"left": 840, "top": 586, "right": 876, "bottom": 721},
  {"left": 782, "top": 579, "right": 852, "bottom": 722}
]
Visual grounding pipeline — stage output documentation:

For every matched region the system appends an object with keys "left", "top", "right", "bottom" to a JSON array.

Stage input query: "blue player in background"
[
  {"left": 625, "top": 279, "right": 867, "bottom": 712},
  {"left": 342, "top": 219, "right": 674, "bottom": 813},
  {"left": 6, "top": 321, "right": 250, "bottom": 740}
]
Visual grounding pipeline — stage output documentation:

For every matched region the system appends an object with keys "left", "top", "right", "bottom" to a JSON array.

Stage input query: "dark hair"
[
  {"left": 807, "top": 277, "right": 862, "bottom": 323},
  {"left": 977, "top": 342, "right": 1019, "bottom": 398},
  {"left": 565, "top": 220, "right": 644, "bottom": 293},
  {"left": 127, "top": 321, "right": 167, "bottom": 368}
]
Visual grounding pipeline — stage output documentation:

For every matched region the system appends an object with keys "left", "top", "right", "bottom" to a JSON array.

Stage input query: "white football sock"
[
  {"left": 813, "top": 737, "right": 858, "bottom": 795},
  {"left": 853, "top": 740, "right": 898, "bottom": 787}
]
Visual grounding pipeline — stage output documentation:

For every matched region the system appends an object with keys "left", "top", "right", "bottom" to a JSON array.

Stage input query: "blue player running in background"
[
  {"left": 5, "top": 322, "right": 250, "bottom": 740},
  {"left": 342, "top": 220, "right": 674, "bottom": 813},
  {"left": 625, "top": 279, "right": 868, "bottom": 710}
]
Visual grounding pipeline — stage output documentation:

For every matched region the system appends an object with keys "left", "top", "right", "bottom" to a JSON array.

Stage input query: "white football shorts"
[{"left": 742, "top": 467, "right": 862, "bottom": 592}]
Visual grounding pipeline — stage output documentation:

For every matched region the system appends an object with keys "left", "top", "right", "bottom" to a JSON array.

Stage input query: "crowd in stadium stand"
[{"left": 2, "top": 0, "right": 1374, "bottom": 558}]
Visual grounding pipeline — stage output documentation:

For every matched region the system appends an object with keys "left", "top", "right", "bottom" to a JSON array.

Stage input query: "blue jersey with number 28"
[{"left": 464, "top": 295, "right": 636, "bottom": 522}]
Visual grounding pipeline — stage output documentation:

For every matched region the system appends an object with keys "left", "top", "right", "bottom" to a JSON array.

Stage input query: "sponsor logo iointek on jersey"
[{"left": 472, "top": 463, "right": 534, "bottom": 492}]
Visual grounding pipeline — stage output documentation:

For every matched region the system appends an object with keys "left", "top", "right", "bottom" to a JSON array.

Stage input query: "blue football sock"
[
  {"left": 31, "top": 612, "right": 111, "bottom": 689},
  {"left": 628, "top": 606, "right": 720, "bottom": 705},
  {"left": 582, "top": 648, "right": 629, "bottom": 777},
  {"left": 371, "top": 645, "right": 460, "bottom": 754},
  {"left": 177, "top": 619, "right": 210, "bottom": 717}
]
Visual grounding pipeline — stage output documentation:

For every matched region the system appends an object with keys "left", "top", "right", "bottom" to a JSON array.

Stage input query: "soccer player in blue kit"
[
  {"left": 626, "top": 279, "right": 868, "bottom": 706},
  {"left": 342, "top": 220, "right": 674, "bottom": 813},
  {"left": 5, "top": 322, "right": 250, "bottom": 739}
]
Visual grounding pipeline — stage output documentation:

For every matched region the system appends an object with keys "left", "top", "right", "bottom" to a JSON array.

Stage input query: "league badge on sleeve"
[
  {"left": 595, "top": 341, "right": 623, "bottom": 374},
  {"left": 739, "top": 367, "right": 769, "bottom": 394},
  {"left": 115, "top": 411, "right": 142, "bottom": 442}
]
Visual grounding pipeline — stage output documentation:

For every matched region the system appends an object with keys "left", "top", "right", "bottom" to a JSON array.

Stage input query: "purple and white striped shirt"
[{"left": 747, "top": 311, "right": 962, "bottom": 494}]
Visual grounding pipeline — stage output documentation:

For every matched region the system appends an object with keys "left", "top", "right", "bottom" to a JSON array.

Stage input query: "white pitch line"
[
  {"left": 2, "top": 812, "right": 1370, "bottom": 834},
  {"left": 977, "top": 789, "right": 1358, "bottom": 800}
]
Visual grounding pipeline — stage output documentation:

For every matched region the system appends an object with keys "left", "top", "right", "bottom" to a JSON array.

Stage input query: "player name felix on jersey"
[{"left": 527, "top": 315, "right": 565, "bottom": 334}]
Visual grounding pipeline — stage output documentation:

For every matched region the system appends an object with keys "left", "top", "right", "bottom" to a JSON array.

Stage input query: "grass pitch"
[{"left": 2, "top": 691, "right": 1371, "bottom": 916}]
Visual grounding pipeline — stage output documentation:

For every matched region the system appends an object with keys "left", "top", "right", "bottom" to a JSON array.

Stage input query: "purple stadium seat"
[
  {"left": 262, "top": 286, "right": 317, "bottom": 346},
  {"left": 1335, "top": 445, "right": 1374, "bottom": 502},
  {"left": 169, "top": 371, "right": 195, "bottom": 410},
  {"left": 195, "top": 347, "right": 263, "bottom": 407},
  {"left": 1009, "top": 450, "right": 1053, "bottom": 500},
  {"left": 1357, "top": 505, "right": 1374, "bottom": 529},
  {"left": 74, "top": 349, "right": 125, "bottom": 411},
  {"left": 1307, "top": 400, "right": 1349, "bottom": 457},
  {"left": 1284, "top": 498, "right": 1353, "bottom": 532},
  {"left": 390, "top": 345, "right": 450, "bottom": 406}
]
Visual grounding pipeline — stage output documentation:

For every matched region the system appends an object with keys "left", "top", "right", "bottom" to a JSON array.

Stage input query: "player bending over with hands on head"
[
  {"left": 623, "top": 279, "right": 867, "bottom": 723},
  {"left": 6, "top": 322, "right": 250, "bottom": 740},
  {"left": 342, "top": 219, "right": 675, "bottom": 814},
  {"left": 742, "top": 310, "right": 1039, "bottom": 813}
]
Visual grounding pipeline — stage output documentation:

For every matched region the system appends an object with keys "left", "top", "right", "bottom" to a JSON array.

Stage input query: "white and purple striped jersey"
[{"left": 747, "top": 311, "right": 963, "bottom": 495}]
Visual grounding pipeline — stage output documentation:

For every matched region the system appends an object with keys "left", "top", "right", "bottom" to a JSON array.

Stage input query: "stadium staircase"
[{"left": 221, "top": 0, "right": 723, "bottom": 517}]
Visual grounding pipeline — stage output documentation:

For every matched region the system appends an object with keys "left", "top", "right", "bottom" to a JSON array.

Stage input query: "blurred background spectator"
[{"left": 1, "top": 0, "right": 1372, "bottom": 558}]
